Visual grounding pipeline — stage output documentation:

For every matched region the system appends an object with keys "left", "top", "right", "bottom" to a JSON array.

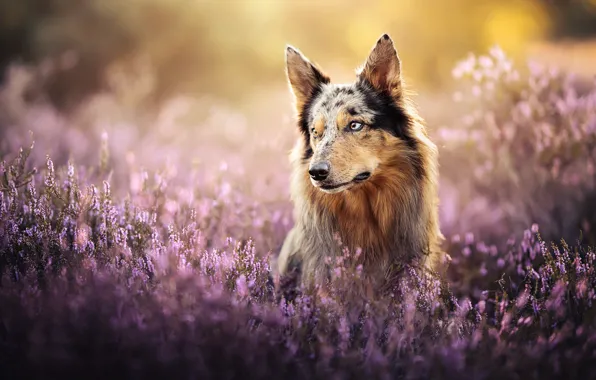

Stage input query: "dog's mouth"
[
  {"left": 316, "top": 172, "right": 372, "bottom": 192},
  {"left": 353, "top": 172, "right": 371, "bottom": 182}
]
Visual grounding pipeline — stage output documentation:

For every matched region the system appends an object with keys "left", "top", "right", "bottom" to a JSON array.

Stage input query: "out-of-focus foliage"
[
  {"left": 547, "top": 0, "right": 596, "bottom": 39},
  {"left": 438, "top": 47, "right": 596, "bottom": 245},
  {"left": 0, "top": 0, "right": 557, "bottom": 110},
  {"left": 2, "top": 96, "right": 596, "bottom": 378}
]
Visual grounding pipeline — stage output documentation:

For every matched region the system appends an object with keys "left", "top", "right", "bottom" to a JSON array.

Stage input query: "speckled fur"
[{"left": 273, "top": 34, "right": 446, "bottom": 292}]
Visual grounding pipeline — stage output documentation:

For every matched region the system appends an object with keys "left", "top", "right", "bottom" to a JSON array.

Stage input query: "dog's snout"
[{"left": 309, "top": 162, "right": 330, "bottom": 181}]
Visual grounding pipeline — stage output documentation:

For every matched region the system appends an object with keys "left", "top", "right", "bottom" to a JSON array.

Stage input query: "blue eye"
[{"left": 349, "top": 122, "right": 364, "bottom": 131}]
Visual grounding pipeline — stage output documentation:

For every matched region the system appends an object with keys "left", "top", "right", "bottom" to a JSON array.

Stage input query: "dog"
[{"left": 272, "top": 34, "right": 445, "bottom": 294}]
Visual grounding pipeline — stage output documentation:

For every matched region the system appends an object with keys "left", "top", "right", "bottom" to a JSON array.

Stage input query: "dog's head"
[{"left": 286, "top": 34, "right": 422, "bottom": 194}]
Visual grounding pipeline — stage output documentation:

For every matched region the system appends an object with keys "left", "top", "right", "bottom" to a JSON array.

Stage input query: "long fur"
[{"left": 274, "top": 34, "right": 445, "bottom": 293}]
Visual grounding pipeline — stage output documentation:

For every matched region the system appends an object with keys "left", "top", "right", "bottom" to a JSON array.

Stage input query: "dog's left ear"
[
  {"left": 285, "top": 45, "right": 330, "bottom": 110},
  {"left": 358, "top": 34, "right": 402, "bottom": 98}
]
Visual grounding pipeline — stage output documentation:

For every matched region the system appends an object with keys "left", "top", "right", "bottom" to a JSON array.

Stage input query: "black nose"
[{"left": 309, "top": 162, "right": 330, "bottom": 181}]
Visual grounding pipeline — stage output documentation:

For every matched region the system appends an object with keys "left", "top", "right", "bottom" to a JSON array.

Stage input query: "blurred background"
[
  {"left": 1, "top": 0, "right": 596, "bottom": 251},
  {"left": 1, "top": 0, "right": 596, "bottom": 110}
]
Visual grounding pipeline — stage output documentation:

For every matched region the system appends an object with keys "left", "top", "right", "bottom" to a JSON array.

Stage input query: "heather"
[{"left": 1, "top": 49, "right": 596, "bottom": 379}]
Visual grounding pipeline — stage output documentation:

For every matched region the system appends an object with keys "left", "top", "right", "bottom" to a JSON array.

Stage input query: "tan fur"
[
  {"left": 274, "top": 35, "right": 446, "bottom": 293},
  {"left": 358, "top": 34, "right": 402, "bottom": 99},
  {"left": 285, "top": 46, "right": 330, "bottom": 110}
]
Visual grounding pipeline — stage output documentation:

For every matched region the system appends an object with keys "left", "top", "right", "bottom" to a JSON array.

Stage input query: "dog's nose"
[{"left": 309, "top": 162, "right": 330, "bottom": 181}]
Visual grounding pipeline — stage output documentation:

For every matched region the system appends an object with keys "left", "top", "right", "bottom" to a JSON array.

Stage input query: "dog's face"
[{"left": 286, "top": 34, "right": 418, "bottom": 194}]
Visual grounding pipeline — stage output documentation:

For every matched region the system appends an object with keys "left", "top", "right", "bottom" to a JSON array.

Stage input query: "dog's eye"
[{"left": 349, "top": 122, "right": 364, "bottom": 132}]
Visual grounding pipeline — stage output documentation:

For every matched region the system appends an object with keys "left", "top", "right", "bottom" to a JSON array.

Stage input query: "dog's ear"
[
  {"left": 358, "top": 34, "right": 402, "bottom": 98},
  {"left": 285, "top": 45, "right": 330, "bottom": 110}
]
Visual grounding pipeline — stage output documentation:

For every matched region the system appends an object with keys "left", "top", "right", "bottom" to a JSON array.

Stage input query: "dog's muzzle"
[{"left": 308, "top": 161, "right": 330, "bottom": 182}]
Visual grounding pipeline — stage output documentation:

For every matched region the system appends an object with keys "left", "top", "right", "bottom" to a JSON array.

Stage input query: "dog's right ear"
[
  {"left": 358, "top": 34, "right": 402, "bottom": 100},
  {"left": 285, "top": 45, "right": 330, "bottom": 110}
]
